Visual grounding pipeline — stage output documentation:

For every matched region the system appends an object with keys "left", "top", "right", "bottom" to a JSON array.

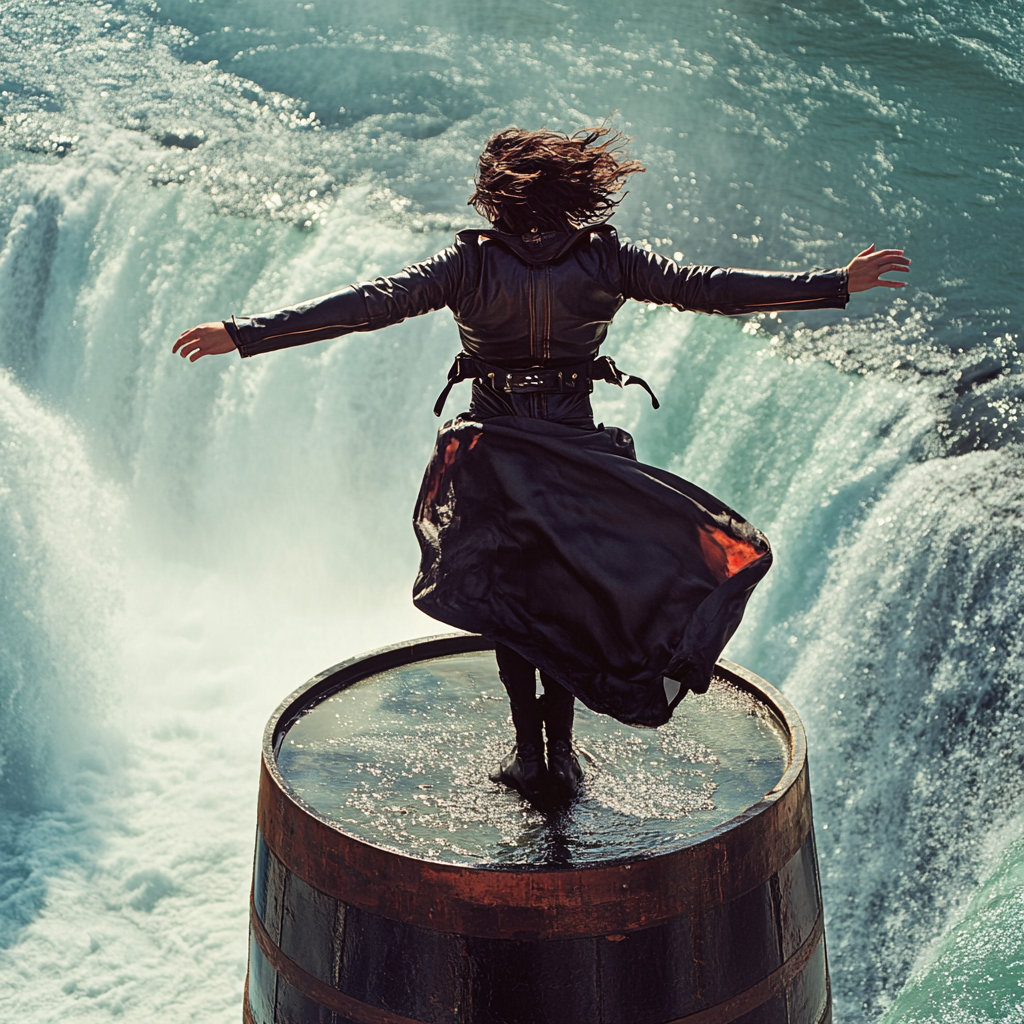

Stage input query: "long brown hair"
[{"left": 468, "top": 125, "right": 645, "bottom": 234}]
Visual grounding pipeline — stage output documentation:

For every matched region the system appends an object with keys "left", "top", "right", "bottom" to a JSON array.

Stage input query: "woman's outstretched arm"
[
  {"left": 619, "top": 241, "right": 910, "bottom": 315},
  {"left": 172, "top": 244, "right": 463, "bottom": 363}
]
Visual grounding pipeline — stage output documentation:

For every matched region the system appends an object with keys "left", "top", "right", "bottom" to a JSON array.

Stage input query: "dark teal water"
[{"left": 1, "top": 1, "right": 1022, "bottom": 1020}]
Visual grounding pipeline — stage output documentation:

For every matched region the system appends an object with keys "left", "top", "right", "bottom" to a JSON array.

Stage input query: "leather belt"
[{"left": 433, "top": 353, "right": 660, "bottom": 417}]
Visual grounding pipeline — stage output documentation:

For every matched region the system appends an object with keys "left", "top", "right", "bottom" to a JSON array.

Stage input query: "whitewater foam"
[{"left": 2, "top": 0, "right": 1022, "bottom": 1020}]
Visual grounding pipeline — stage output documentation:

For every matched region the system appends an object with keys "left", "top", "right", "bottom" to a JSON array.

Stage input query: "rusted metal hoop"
[{"left": 248, "top": 898, "right": 827, "bottom": 1024}]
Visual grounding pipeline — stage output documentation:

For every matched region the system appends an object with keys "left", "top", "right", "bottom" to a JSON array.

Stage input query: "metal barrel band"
[
  {"left": 667, "top": 910, "right": 825, "bottom": 1024},
  {"left": 249, "top": 898, "right": 424, "bottom": 1024},
  {"left": 257, "top": 756, "right": 812, "bottom": 939},
  {"left": 248, "top": 895, "right": 825, "bottom": 1024},
  {"left": 243, "top": 976, "right": 256, "bottom": 1024}
]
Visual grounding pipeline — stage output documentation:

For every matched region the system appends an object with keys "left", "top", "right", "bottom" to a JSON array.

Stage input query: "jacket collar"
[{"left": 459, "top": 221, "right": 615, "bottom": 265}]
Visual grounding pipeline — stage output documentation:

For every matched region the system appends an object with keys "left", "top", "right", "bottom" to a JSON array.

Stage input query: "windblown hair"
[{"left": 468, "top": 125, "right": 645, "bottom": 234}]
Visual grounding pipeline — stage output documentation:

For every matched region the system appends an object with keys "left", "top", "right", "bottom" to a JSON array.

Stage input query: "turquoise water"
[
  {"left": 0, "top": 0, "right": 1021, "bottom": 1020},
  {"left": 277, "top": 653, "right": 787, "bottom": 866}
]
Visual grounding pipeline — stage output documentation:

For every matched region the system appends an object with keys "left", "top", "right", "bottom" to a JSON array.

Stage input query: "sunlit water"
[
  {"left": 0, "top": 0, "right": 1022, "bottom": 1021},
  {"left": 278, "top": 653, "right": 787, "bottom": 866}
]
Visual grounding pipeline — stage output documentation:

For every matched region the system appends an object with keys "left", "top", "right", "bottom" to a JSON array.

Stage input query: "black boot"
[
  {"left": 491, "top": 644, "right": 547, "bottom": 803},
  {"left": 493, "top": 740, "right": 546, "bottom": 802},
  {"left": 540, "top": 674, "right": 583, "bottom": 803},
  {"left": 546, "top": 740, "right": 583, "bottom": 804}
]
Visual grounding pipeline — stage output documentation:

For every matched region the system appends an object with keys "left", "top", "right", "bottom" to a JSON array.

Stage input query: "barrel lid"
[{"left": 262, "top": 634, "right": 806, "bottom": 872}]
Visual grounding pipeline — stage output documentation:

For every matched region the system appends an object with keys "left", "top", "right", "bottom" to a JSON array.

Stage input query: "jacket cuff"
[
  {"left": 834, "top": 267, "right": 850, "bottom": 306},
  {"left": 223, "top": 317, "right": 243, "bottom": 356},
  {"left": 225, "top": 315, "right": 265, "bottom": 358}
]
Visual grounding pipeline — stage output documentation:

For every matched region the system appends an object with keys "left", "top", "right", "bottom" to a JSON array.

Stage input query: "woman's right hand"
[
  {"left": 172, "top": 322, "right": 237, "bottom": 361},
  {"left": 846, "top": 244, "right": 911, "bottom": 293}
]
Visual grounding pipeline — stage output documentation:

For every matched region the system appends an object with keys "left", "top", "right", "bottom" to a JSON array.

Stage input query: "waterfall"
[{"left": 1, "top": 0, "right": 1021, "bottom": 1019}]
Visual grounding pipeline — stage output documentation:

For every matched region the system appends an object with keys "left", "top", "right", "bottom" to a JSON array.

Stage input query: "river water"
[{"left": 0, "top": 1, "right": 1021, "bottom": 1021}]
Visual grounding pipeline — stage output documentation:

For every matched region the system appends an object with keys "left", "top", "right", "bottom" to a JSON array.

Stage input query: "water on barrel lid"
[{"left": 277, "top": 652, "right": 788, "bottom": 868}]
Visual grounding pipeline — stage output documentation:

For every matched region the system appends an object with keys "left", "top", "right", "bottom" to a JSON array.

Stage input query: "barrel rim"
[
  {"left": 264, "top": 630, "right": 806, "bottom": 872},
  {"left": 267, "top": 632, "right": 496, "bottom": 751},
  {"left": 260, "top": 630, "right": 802, "bottom": 872},
  {"left": 261, "top": 633, "right": 807, "bottom": 873}
]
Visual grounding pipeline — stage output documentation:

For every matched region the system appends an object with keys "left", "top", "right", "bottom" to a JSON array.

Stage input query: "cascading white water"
[{"left": 2, "top": 0, "right": 1022, "bottom": 1020}]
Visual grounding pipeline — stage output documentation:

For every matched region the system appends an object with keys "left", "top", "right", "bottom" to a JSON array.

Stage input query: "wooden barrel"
[{"left": 244, "top": 634, "right": 830, "bottom": 1024}]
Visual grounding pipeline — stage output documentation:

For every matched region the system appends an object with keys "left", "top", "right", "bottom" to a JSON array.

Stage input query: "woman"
[{"left": 174, "top": 126, "right": 908, "bottom": 806}]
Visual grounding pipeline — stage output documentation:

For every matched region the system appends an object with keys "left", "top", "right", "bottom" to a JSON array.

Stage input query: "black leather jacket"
[{"left": 224, "top": 222, "right": 849, "bottom": 366}]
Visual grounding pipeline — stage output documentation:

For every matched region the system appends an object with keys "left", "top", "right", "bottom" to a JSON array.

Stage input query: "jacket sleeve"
[
  {"left": 618, "top": 244, "right": 849, "bottom": 315},
  {"left": 225, "top": 245, "right": 463, "bottom": 357}
]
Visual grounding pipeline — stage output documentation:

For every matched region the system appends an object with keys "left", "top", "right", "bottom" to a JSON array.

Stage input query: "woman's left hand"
[{"left": 846, "top": 244, "right": 911, "bottom": 293}]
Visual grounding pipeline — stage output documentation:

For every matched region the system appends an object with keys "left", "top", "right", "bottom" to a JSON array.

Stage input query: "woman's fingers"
[
  {"left": 864, "top": 249, "right": 909, "bottom": 265},
  {"left": 846, "top": 244, "right": 910, "bottom": 292},
  {"left": 172, "top": 326, "right": 210, "bottom": 355},
  {"left": 859, "top": 250, "right": 908, "bottom": 266},
  {"left": 171, "top": 328, "right": 195, "bottom": 355},
  {"left": 173, "top": 337, "right": 202, "bottom": 359},
  {"left": 175, "top": 333, "right": 204, "bottom": 359},
  {"left": 171, "top": 322, "right": 236, "bottom": 361},
  {"left": 189, "top": 338, "right": 222, "bottom": 361},
  {"left": 869, "top": 252, "right": 910, "bottom": 285}
]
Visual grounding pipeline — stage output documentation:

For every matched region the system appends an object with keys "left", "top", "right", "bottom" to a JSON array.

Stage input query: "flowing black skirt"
[{"left": 412, "top": 415, "right": 771, "bottom": 728}]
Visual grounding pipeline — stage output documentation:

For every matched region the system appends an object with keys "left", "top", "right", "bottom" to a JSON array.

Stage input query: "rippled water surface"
[{"left": 278, "top": 653, "right": 787, "bottom": 866}]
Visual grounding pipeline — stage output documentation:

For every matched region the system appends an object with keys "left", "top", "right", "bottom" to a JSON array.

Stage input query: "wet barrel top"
[
  {"left": 257, "top": 633, "right": 811, "bottom": 941},
  {"left": 277, "top": 642, "right": 788, "bottom": 867}
]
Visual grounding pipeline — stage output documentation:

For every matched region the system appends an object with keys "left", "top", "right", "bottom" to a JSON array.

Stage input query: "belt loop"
[{"left": 433, "top": 353, "right": 466, "bottom": 417}]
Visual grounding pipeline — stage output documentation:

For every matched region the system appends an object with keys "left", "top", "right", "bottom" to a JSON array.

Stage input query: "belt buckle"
[{"left": 504, "top": 369, "right": 551, "bottom": 393}]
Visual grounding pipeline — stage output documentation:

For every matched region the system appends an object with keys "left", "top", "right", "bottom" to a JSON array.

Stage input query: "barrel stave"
[
  {"left": 777, "top": 832, "right": 822, "bottom": 961},
  {"left": 465, "top": 934, "right": 600, "bottom": 1024},
  {"left": 248, "top": 932, "right": 279, "bottom": 1024},
  {"left": 783, "top": 938, "right": 829, "bottom": 1024},
  {"left": 280, "top": 871, "right": 342, "bottom": 995},
  {"left": 255, "top": 832, "right": 468, "bottom": 1023},
  {"left": 338, "top": 904, "right": 466, "bottom": 1023},
  {"left": 595, "top": 915, "right": 697, "bottom": 1022},
  {"left": 695, "top": 874, "right": 783, "bottom": 1005},
  {"left": 254, "top": 831, "right": 287, "bottom": 946}
]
